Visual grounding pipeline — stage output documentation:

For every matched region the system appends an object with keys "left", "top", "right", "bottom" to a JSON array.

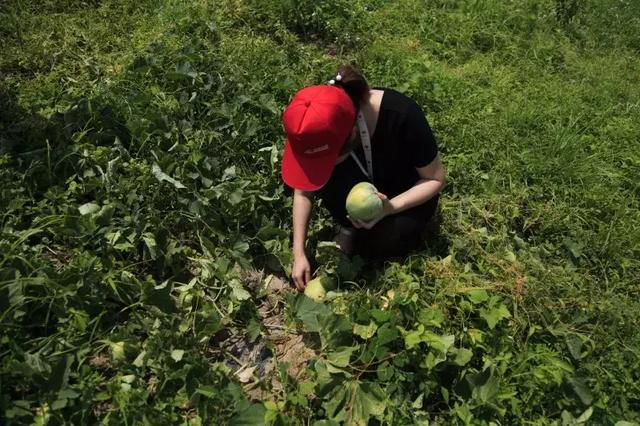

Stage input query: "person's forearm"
[
  {"left": 292, "top": 190, "right": 313, "bottom": 257},
  {"left": 389, "top": 178, "right": 444, "bottom": 214}
]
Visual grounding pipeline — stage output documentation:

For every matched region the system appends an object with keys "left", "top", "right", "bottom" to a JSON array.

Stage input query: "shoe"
[{"left": 333, "top": 226, "right": 356, "bottom": 256}]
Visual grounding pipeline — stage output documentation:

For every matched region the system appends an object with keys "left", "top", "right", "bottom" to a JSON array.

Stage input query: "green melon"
[
  {"left": 304, "top": 275, "right": 336, "bottom": 302},
  {"left": 345, "top": 182, "right": 383, "bottom": 221}
]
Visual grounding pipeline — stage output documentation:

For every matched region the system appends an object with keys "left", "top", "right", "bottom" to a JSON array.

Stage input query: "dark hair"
[{"left": 333, "top": 64, "right": 369, "bottom": 107}]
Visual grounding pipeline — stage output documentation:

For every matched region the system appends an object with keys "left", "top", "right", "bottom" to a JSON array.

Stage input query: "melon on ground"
[{"left": 304, "top": 275, "right": 336, "bottom": 302}]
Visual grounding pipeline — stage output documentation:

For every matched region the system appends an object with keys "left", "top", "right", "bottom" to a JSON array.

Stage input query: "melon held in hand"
[{"left": 346, "top": 182, "right": 383, "bottom": 221}]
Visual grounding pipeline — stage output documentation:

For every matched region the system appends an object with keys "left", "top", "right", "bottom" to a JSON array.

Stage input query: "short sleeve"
[{"left": 403, "top": 101, "right": 438, "bottom": 168}]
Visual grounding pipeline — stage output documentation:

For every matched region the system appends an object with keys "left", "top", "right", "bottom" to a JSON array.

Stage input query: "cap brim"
[{"left": 281, "top": 138, "right": 341, "bottom": 191}]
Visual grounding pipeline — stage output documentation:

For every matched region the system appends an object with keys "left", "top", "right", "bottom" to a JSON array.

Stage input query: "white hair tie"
[{"left": 328, "top": 73, "right": 342, "bottom": 86}]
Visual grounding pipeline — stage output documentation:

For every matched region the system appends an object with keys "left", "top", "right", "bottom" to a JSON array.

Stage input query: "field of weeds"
[{"left": 1, "top": 0, "right": 639, "bottom": 424}]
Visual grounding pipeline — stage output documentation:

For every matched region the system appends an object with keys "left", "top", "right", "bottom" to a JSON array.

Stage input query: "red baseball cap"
[{"left": 281, "top": 85, "right": 356, "bottom": 191}]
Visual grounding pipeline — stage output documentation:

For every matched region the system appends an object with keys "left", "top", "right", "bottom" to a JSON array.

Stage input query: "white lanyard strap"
[
  {"left": 355, "top": 109, "right": 374, "bottom": 181},
  {"left": 350, "top": 151, "right": 369, "bottom": 179}
]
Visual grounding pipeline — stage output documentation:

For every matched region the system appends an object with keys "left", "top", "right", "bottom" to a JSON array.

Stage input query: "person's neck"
[
  {"left": 359, "top": 89, "right": 374, "bottom": 113},
  {"left": 335, "top": 89, "right": 381, "bottom": 165},
  {"left": 360, "top": 88, "right": 382, "bottom": 136}
]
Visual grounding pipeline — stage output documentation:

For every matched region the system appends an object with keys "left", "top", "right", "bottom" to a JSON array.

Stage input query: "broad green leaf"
[
  {"left": 404, "top": 324, "right": 425, "bottom": 349},
  {"left": 565, "top": 334, "right": 583, "bottom": 360},
  {"left": 57, "top": 389, "right": 79, "bottom": 400},
  {"left": 466, "top": 366, "right": 499, "bottom": 403},
  {"left": 514, "top": 235, "right": 527, "bottom": 249},
  {"left": 480, "top": 303, "right": 511, "bottom": 329},
  {"left": 467, "top": 328, "right": 485, "bottom": 344},
  {"left": 451, "top": 347, "right": 473, "bottom": 366},
  {"left": 423, "top": 332, "right": 455, "bottom": 354},
  {"left": 95, "top": 204, "right": 115, "bottom": 226},
  {"left": 121, "top": 374, "right": 135, "bottom": 384},
  {"left": 313, "top": 421, "right": 340, "bottom": 426},
  {"left": 201, "top": 176, "right": 213, "bottom": 187},
  {"left": 456, "top": 366, "right": 499, "bottom": 403},
  {"left": 323, "top": 381, "right": 386, "bottom": 426},
  {"left": 327, "top": 347, "right": 356, "bottom": 368},
  {"left": 78, "top": 202, "right": 100, "bottom": 215},
  {"left": 412, "top": 392, "right": 424, "bottom": 409},
  {"left": 370, "top": 309, "right": 392, "bottom": 323},
  {"left": 293, "top": 294, "right": 330, "bottom": 333},
  {"left": 299, "top": 380, "right": 315, "bottom": 396},
  {"left": 95, "top": 392, "right": 110, "bottom": 401},
  {"left": 171, "top": 349, "right": 185, "bottom": 362},
  {"left": 5, "top": 400, "right": 31, "bottom": 419},
  {"left": 230, "top": 402, "right": 266, "bottom": 426},
  {"left": 454, "top": 402, "right": 473, "bottom": 424},
  {"left": 314, "top": 359, "right": 352, "bottom": 398},
  {"left": 151, "top": 163, "right": 186, "bottom": 189},
  {"left": 422, "top": 351, "right": 439, "bottom": 370},
  {"left": 353, "top": 321, "right": 378, "bottom": 340},
  {"left": 143, "top": 233, "right": 157, "bottom": 259},
  {"left": 195, "top": 386, "right": 217, "bottom": 398},
  {"left": 561, "top": 410, "right": 574, "bottom": 425},
  {"left": 376, "top": 361, "right": 394, "bottom": 381},
  {"left": 46, "top": 354, "right": 73, "bottom": 393},
  {"left": 322, "top": 385, "right": 348, "bottom": 420},
  {"left": 228, "top": 189, "right": 243, "bottom": 205},
  {"left": 320, "top": 314, "right": 354, "bottom": 348},
  {"left": 466, "top": 288, "right": 489, "bottom": 304},
  {"left": 222, "top": 165, "right": 236, "bottom": 180},
  {"left": 569, "top": 377, "right": 594, "bottom": 405},
  {"left": 575, "top": 407, "right": 593, "bottom": 423},
  {"left": 563, "top": 237, "right": 583, "bottom": 259},
  {"left": 474, "top": 374, "right": 500, "bottom": 403},
  {"left": 326, "top": 362, "right": 351, "bottom": 375},
  {"left": 418, "top": 308, "right": 445, "bottom": 328},
  {"left": 504, "top": 250, "right": 517, "bottom": 263},
  {"left": 143, "top": 280, "right": 177, "bottom": 314},
  {"left": 51, "top": 398, "right": 67, "bottom": 410},
  {"left": 375, "top": 323, "right": 399, "bottom": 346},
  {"left": 232, "top": 240, "right": 250, "bottom": 253},
  {"left": 229, "top": 279, "right": 251, "bottom": 301},
  {"left": 133, "top": 350, "right": 146, "bottom": 367},
  {"left": 420, "top": 333, "right": 454, "bottom": 369}
]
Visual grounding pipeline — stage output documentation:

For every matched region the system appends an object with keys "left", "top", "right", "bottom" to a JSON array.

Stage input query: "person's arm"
[
  {"left": 388, "top": 153, "right": 445, "bottom": 212},
  {"left": 291, "top": 189, "right": 313, "bottom": 289}
]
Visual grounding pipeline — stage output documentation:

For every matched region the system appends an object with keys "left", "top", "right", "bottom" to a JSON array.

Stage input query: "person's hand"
[
  {"left": 292, "top": 253, "right": 311, "bottom": 291},
  {"left": 348, "top": 192, "right": 394, "bottom": 230}
]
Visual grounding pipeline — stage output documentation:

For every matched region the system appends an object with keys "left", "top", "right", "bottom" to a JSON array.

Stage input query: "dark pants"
[
  {"left": 350, "top": 195, "right": 439, "bottom": 260},
  {"left": 318, "top": 155, "right": 440, "bottom": 260}
]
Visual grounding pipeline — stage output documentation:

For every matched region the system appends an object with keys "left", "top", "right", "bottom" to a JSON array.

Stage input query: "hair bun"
[{"left": 331, "top": 64, "right": 369, "bottom": 107}]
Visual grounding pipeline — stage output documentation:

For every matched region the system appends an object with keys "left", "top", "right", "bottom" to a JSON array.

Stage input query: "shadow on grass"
[
  {"left": 0, "top": 86, "right": 130, "bottom": 196},
  {"left": 305, "top": 209, "right": 451, "bottom": 289}
]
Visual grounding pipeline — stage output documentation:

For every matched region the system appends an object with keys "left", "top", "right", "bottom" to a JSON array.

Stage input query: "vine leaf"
[{"left": 323, "top": 381, "right": 386, "bottom": 426}]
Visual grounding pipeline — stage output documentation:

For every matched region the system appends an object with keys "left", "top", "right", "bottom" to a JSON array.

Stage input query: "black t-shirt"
[{"left": 317, "top": 88, "right": 438, "bottom": 224}]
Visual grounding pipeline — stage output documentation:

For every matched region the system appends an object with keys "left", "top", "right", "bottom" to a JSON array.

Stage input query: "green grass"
[{"left": 1, "top": 0, "right": 639, "bottom": 424}]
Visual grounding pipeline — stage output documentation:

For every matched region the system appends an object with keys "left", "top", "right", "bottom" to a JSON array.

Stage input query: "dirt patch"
[
  {"left": 240, "top": 269, "right": 266, "bottom": 294},
  {"left": 271, "top": 333, "right": 317, "bottom": 382},
  {"left": 225, "top": 271, "right": 318, "bottom": 400},
  {"left": 89, "top": 353, "right": 111, "bottom": 370},
  {"left": 42, "top": 245, "right": 71, "bottom": 271}
]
